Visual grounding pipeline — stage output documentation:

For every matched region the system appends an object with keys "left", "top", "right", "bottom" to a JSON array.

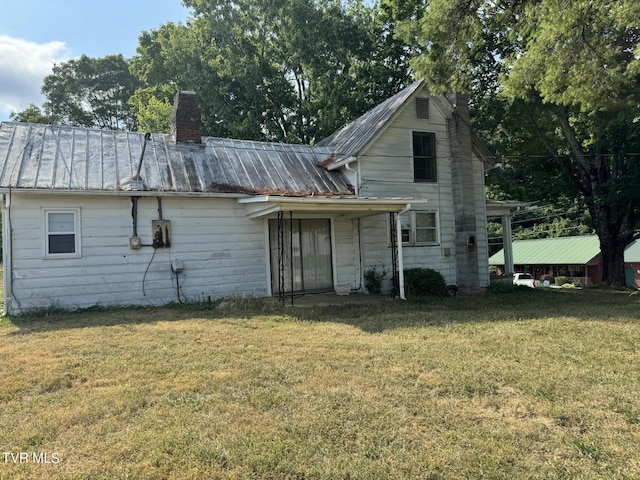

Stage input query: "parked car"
[{"left": 513, "top": 273, "right": 535, "bottom": 288}]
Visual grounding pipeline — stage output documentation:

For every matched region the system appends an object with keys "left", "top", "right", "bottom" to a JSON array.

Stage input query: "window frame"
[
  {"left": 43, "top": 208, "right": 81, "bottom": 259},
  {"left": 413, "top": 131, "right": 437, "bottom": 183},
  {"left": 392, "top": 210, "right": 440, "bottom": 247}
]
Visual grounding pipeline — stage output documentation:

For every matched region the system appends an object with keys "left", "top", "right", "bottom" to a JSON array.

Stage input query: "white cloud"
[{"left": 0, "top": 35, "right": 68, "bottom": 120}]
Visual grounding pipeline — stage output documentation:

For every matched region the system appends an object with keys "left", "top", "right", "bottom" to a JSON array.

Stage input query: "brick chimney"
[{"left": 171, "top": 91, "right": 202, "bottom": 143}]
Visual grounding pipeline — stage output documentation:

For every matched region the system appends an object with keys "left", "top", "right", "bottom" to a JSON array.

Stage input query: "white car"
[{"left": 513, "top": 273, "right": 535, "bottom": 288}]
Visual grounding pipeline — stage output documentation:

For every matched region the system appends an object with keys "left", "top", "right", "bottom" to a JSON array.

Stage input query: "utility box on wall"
[{"left": 152, "top": 220, "right": 171, "bottom": 248}]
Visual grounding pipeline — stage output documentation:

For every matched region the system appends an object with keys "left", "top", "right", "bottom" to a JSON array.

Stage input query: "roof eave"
[{"left": 238, "top": 195, "right": 427, "bottom": 219}]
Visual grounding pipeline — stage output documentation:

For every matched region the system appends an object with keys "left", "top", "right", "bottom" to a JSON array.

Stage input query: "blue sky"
[{"left": 0, "top": 0, "right": 191, "bottom": 121}]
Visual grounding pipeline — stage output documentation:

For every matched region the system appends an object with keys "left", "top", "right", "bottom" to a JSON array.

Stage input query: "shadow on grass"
[
  {"left": 4, "top": 287, "right": 639, "bottom": 335},
  {"left": 295, "top": 288, "right": 640, "bottom": 332}
]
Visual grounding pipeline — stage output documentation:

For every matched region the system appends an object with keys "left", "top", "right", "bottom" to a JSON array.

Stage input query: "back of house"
[{"left": 0, "top": 83, "right": 494, "bottom": 314}]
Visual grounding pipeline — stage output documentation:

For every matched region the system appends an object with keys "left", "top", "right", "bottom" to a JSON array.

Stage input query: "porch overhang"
[{"left": 238, "top": 195, "right": 427, "bottom": 219}]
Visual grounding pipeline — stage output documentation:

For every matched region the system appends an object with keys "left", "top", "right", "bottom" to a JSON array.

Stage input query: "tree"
[
  {"left": 399, "top": 0, "right": 640, "bottom": 285},
  {"left": 10, "top": 104, "right": 52, "bottom": 124},
  {"left": 128, "top": 85, "right": 177, "bottom": 133},
  {"left": 42, "top": 54, "right": 141, "bottom": 130},
  {"left": 129, "top": 0, "right": 412, "bottom": 143}
]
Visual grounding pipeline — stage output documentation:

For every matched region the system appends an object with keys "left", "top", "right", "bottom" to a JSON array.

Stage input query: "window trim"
[
  {"left": 43, "top": 208, "right": 81, "bottom": 259},
  {"left": 392, "top": 210, "right": 440, "bottom": 247},
  {"left": 414, "top": 211, "right": 439, "bottom": 246},
  {"left": 413, "top": 131, "right": 437, "bottom": 183}
]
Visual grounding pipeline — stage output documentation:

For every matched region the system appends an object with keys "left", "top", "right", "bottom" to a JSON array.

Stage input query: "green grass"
[{"left": 1, "top": 289, "right": 640, "bottom": 479}]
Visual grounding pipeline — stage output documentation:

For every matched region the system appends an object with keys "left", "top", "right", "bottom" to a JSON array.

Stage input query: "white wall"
[
  {"left": 4, "top": 194, "right": 269, "bottom": 313},
  {"left": 355, "top": 94, "right": 459, "bottom": 289},
  {"left": 3, "top": 194, "right": 366, "bottom": 313}
]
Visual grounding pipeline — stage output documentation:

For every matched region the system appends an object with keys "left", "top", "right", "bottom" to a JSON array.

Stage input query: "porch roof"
[
  {"left": 486, "top": 199, "right": 528, "bottom": 217},
  {"left": 238, "top": 195, "right": 427, "bottom": 219}
]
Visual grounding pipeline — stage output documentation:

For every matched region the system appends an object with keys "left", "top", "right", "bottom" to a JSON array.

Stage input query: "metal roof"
[
  {"left": 625, "top": 239, "right": 640, "bottom": 263},
  {"left": 317, "top": 81, "right": 495, "bottom": 169},
  {"left": 317, "top": 80, "right": 425, "bottom": 163},
  {"left": 489, "top": 235, "right": 602, "bottom": 266},
  {"left": 0, "top": 122, "right": 353, "bottom": 195}
]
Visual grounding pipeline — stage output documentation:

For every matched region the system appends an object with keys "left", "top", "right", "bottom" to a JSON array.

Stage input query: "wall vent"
[{"left": 416, "top": 97, "right": 430, "bottom": 120}]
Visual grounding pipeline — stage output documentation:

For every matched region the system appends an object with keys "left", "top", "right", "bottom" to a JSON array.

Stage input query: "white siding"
[
  {"left": 5, "top": 195, "right": 269, "bottom": 313},
  {"left": 356, "top": 96, "right": 459, "bottom": 289},
  {"left": 3, "top": 195, "right": 365, "bottom": 313}
]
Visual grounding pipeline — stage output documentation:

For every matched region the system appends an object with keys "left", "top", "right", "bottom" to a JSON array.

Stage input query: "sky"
[{"left": 0, "top": 0, "right": 191, "bottom": 121}]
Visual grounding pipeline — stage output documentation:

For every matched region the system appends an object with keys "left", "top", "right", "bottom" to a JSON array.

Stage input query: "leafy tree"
[
  {"left": 42, "top": 54, "right": 141, "bottom": 130},
  {"left": 10, "top": 104, "right": 52, "bottom": 124},
  {"left": 128, "top": 85, "right": 177, "bottom": 133},
  {"left": 130, "top": 0, "right": 411, "bottom": 143},
  {"left": 399, "top": 0, "right": 640, "bottom": 285}
]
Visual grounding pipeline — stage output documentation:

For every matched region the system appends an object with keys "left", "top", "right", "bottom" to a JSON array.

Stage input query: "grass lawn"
[{"left": 1, "top": 289, "right": 640, "bottom": 479}]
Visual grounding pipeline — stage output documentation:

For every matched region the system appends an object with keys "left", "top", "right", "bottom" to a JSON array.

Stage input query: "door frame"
[{"left": 265, "top": 214, "right": 337, "bottom": 296}]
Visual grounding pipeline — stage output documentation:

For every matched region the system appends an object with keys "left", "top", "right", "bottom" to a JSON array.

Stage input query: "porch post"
[
  {"left": 502, "top": 214, "right": 514, "bottom": 275},
  {"left": 396, "top": 204, "right": 411, "bottom": 300}
]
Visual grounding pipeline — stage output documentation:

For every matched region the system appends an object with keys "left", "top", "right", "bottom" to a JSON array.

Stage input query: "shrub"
[
  {"left": 404, "top": 268, "right": 447, "bottom": 296},
  {"left": 363, "top": 265, "right": 387, "bottom": 294},
  {"left": 556, "top": 276, "right": 569, "bottom": 286},
  {"left": 487, "top": 280, "right": 519, "bottom": 294}
]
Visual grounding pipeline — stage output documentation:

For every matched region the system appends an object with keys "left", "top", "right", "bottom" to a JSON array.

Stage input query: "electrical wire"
[{"left": 142, "top": 247, "right": 157, "bottom": 297}]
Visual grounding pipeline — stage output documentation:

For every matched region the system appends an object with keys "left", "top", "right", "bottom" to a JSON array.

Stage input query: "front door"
[{"left": 269, "top": 218, "right": 333, "bottom": 294}]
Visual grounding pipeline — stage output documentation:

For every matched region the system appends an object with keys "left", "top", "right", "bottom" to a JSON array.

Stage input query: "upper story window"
[
  {"left": 413, "top": 132, "right": 437, "bottom": 182},
  {"left": 44, "top": 208, "right": 81, "bottom": 258}
]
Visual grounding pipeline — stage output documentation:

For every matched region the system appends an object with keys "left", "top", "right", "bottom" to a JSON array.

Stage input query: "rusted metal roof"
[{"left": 0, "top": 122, "right": 353, "bottom": 195}]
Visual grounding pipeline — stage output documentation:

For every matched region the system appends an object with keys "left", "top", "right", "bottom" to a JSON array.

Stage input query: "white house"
[{"left": 0, "top": 81, "right": 498, "bottom": 314}]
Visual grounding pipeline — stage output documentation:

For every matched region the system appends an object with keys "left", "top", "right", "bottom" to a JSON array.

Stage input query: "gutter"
[{"left": 0, "top": 189, "right": 249, "bottom": 199}]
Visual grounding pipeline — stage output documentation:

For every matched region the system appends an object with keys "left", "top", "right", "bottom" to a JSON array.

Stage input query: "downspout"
[
  {"left": 396, "top": 203, "right": 411, "bottom": 300},
  {"left": 345, "top": 161, "right": 362, "bottom": 291},
  {"left": 2, "top": 192, "right": 13, "bottom": 315},
  {"left": 344, "top": 161, "right": 359, "bottom": 196}
]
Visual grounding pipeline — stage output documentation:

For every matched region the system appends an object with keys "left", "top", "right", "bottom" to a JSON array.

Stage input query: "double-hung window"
[
  {"left": 413, "top": 132, "right": 437, "bottom": 182},
  {"left": 44, "top": 209, "right": 81, "bottom": 258},
  {"left": 395, "top": 211, "right": 439, "bottom": 246}
]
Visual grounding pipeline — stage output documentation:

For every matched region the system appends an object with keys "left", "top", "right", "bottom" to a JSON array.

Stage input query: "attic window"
[{"left": 416, "top": 98, "right": 430, "bottom": 120}]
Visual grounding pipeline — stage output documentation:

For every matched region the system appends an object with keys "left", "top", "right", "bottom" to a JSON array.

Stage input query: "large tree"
[
  {"left": 398, "top": 0, "right": 640, "bottom": 285},
  {"left": 41, "top": 54, "right": 141, "bottom": 130},
  {"left": 129, "top": 0, "right": 412, "bottom": 143}
]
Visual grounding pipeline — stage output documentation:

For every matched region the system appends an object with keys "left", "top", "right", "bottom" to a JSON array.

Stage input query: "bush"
[
  {"left": 487, "top": 280, "right": 519, "bottom": 294},
  {"left": 555, "top": 276, "right": 569, "bottom": 286},
  {"left": 404, "top": 268, "right": 447, "bottom": 296},
  {"left": 363, "top": 265, "right": 387, "bottom": 294}
]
